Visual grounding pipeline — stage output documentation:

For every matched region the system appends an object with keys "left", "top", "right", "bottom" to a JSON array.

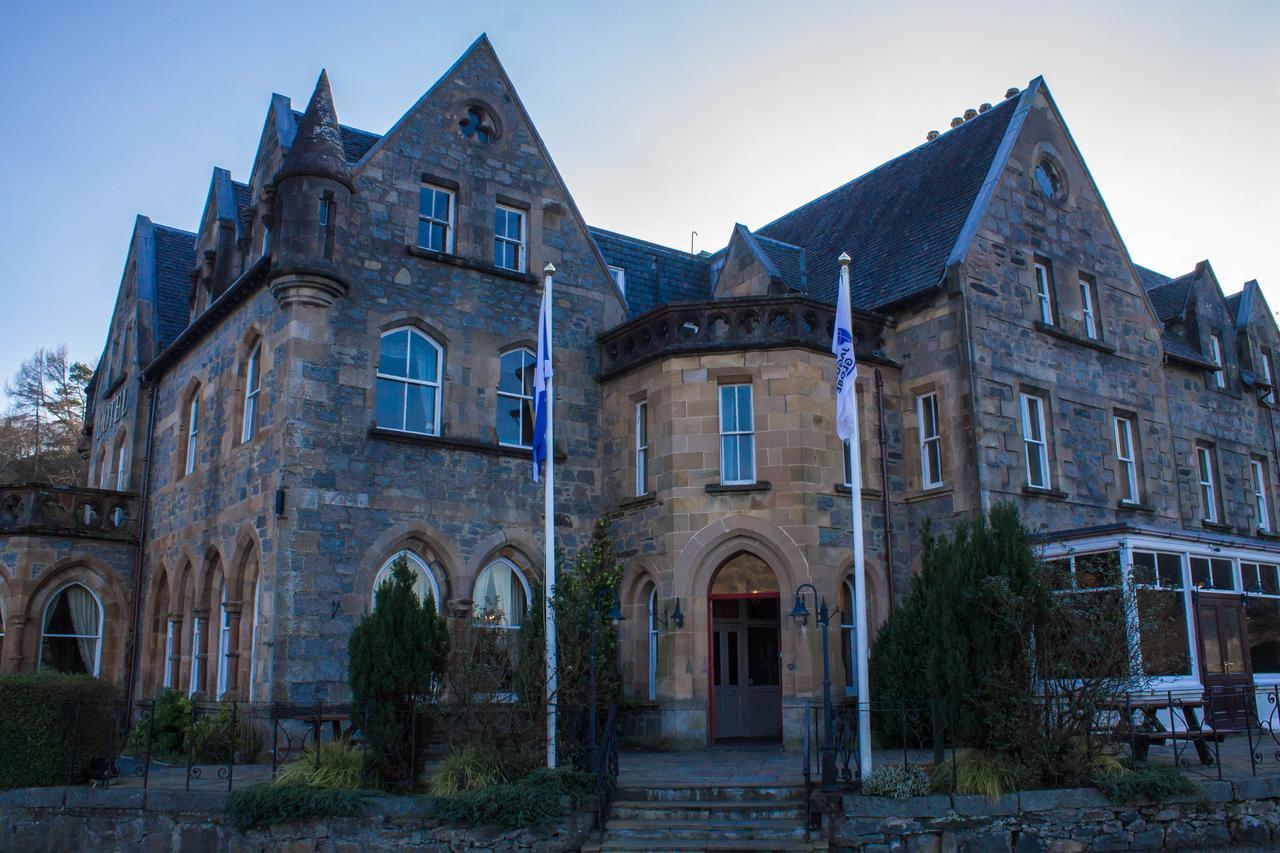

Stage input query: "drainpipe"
[
  {"left": 123, "top": 381, "right": 157, "bottom": 721},
  {"left": 875, "top": 367, "right": 895, "bottom": 614}
]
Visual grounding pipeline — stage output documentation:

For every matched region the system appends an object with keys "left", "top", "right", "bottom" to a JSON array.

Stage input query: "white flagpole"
[
  {"left": 839, "top": 253, "right": 873, "bottom": 781},
  {"left": 542, "top": 262, "right": 558, "bottom": 769}
]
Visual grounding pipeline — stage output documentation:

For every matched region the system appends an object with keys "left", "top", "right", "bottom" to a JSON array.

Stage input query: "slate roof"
[
  {"left": 153, "top": 224, "right": 196, "bottom": 351},
  {"left": 232, "top": 180, "right": 254, "bottom": 233},
  {"left": 589, "top": 227, "right": 713, "bottom": 316},
  {"left": 1145, "top": 274, "right": 1194, "bottom": 323},
  {"left": 1225, "top": 291, "right": 1243, "bottom": 324},
  {"left": 1134, "top": 264, "right": 1171, "bottom": 292},
  {"left": 1161, "top": 330, "right": 1213, "bottom": 368},
  {"left": 754, "top": 94, "right": 1020, "bottom": 310},
  {"left": 290, "top": 111, "right": 380, "bottom": 165},
  {"left": 752, "top": 233, "right": 807, "bottom": 293}
]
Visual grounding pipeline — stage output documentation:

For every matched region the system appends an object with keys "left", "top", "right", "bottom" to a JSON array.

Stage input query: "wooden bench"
[{"left": 1103, "top": 696, "right": 1237, "bottom": 765}]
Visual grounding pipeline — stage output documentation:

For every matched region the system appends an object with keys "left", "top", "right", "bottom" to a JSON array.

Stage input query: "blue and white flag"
[
  {"left": 532, "top": 287, "right": 553, "bottom": 482},
  {"left": 832, "top": 260, "right": 857, "bottom": 442}
]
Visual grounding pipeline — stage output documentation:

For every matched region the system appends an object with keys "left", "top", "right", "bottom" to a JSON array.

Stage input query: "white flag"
[{"left": 832, "top": 263, "right": 857, "bottom": 442}]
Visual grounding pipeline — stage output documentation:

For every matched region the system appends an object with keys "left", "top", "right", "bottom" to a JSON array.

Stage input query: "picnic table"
[{"left": 1102, "top": 695, "right": 1237, "bottom": 765}]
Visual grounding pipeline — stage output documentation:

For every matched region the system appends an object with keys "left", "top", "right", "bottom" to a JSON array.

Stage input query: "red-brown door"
[{"left": 1196, "top": 594, "right": 1252, "bottom": 726}]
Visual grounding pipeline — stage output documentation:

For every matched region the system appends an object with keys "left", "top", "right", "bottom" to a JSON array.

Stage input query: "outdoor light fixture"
[
  {"left": 792, "top": 582, "right": 837, "bottom": 791},
  {"left": 606, "top": 594, "right": 624, "bottom": 624},
  {"left": 789, "top": 593, "right": 809, "bottom": 626},
  {"left": 657, "top": 597, "right": 684, "bottom": 630}
]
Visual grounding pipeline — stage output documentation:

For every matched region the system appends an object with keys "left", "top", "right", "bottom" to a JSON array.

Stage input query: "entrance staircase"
[{"left": 582, "top": 783, "right": 823, "bottom": 852}]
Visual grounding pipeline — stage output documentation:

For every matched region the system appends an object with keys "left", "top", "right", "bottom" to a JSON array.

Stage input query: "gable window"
[
  {"left": 241, "top": 342, "right": 261, "bottom": 443},
  {"left": 374, "top": 551, "right": 442, "bottom": 609},
  {"left": 183, "top": 391, "right": 200, "bottom": 476},
  {"left": 1020, "top": 393, "right": 1050, "bottom": 490},
  {"left": 608, "top": 265, "right": 627, "bottom": 296},
  {"left": 1252, "top": 458, "right": 1272, "bottom": 533},
  {"left": 1079, "top": 276, "right": 1099, "bottom": 340},
  {"left": 376, "top": 327, "right": 442, "bottom": 436},
  {"left": 1196, "top": 444, "right": 1220, "bottom": 524},
  {"left": 1033, "top": 261, "right": 1055, "bottom": 325},
  {"left": 1262, "top": 348, "right": 1275, "bottom": 405},
  {"left": 473, "top": 558, "right": 531, "bottom": 629},
  {"left": 418, "top": 184, "right": 455, "bottom": 254},
  {"left": 497, "top": 349, "right": 535, "bottom": 448},
  {"left": 1034, "top": 158, "right": 1065, "bottom": 201},
  {"left": 38, "top": 584, "right": 102, "bottom": 676},
  {"left": 1209, "top": 334, "right": 1225, "bottom": 388},
  {"left": 719, "top": 383, "right": 755, "bottom": 485},
  {"left": 1113, "top": 414, "right": 1139, "bottom": 504},
  {"left": 917, "top": 392, "right": 943, "bottom": 489},
  {"left": 635, "top": 400, "right": 649, "bottom": 496},
  {"left": 494, "top": 205, "right": 525, "bottom": 272}
]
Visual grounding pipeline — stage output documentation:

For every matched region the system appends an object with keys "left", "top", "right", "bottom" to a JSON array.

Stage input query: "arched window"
[
  {"left": 114, "top": 432, "right": 129, "bottom": 490},
  {"left": 473, "top": 558, "right": 531, "bottom": 629},
  {"left": 840, "top": 577, "right": 857, "bottom": 697},
  {"left": 497, "top": 349, "right": 535, "bottom": 448},
  {"left": 241, "top": 342, "right": 262, "bottom": 443},
  {"left": 216, "top": 587, "right": 231, "bottom": 698},
  {"left": 183, "top": 386, "right": 200, "bottom": 476},
  {"left": 188, "top": 614, "right": 203, "bottom": 697},
  {"left": 646, "top": 584, "right": 658, "bottom": 701},
  {"left": 248, "top": 574, "right": 262, "bottom": 702},
  {"left": 376, "top": 328, "right": 442, "bottom": 435},
  {"left": 163, "top": 618, "right": 178, "bottom": 689},
  {"left": 39, "top": 583, "right": 103, "bottom": 676},
  {"left": 373, "top": 550, "right": 442, "bottom": 610}
]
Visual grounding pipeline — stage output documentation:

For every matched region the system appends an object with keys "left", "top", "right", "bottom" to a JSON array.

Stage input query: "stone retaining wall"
[
  {"left": 831, "top": 776, "right": 1280, "bottom": 851},
  {"left": 0, "top": 787, "right": 592, "bottom": 852}
]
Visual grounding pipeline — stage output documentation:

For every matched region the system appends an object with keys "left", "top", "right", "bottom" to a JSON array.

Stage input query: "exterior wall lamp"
[{"left": 655, "top": 597, "right": 684, "bottom": 630}]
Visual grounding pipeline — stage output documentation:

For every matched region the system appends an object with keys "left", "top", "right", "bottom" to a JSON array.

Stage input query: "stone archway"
[{"left": 707, "top": 552, "right": 782, "bottom": 742}]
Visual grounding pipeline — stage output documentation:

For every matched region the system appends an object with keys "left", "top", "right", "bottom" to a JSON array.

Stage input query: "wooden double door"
[
  {"left": 710, "top": 596, "right": 782, "bottom": 741},
  {"left": 1196, "top": 594, "right": 1252, "bottom": 726}
]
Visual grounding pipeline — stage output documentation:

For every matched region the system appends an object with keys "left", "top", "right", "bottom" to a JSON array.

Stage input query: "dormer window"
[
  {"left": 608, "top": 265, "right": 627, "bottom": 295},
  {"left": 1209, "top": 334, "right": 1225, "bottom": 389},
  {"left": 1034, "top": 157, "right": 1064, "bottom": 201}
]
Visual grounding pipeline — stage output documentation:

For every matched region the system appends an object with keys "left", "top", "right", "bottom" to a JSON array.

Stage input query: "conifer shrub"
[{"left": 348, "top": 556, "right": 449, "bottom": 790}]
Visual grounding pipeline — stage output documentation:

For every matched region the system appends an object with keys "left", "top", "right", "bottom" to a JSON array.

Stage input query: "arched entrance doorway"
[{"left": 708, "top": 552, "right": 781, "bottom": 742}]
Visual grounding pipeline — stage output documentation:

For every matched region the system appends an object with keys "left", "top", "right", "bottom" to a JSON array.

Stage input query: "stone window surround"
[
  {"left": 1032, "top": 256, "right": 1058, "bottom": 326},
  {"left": 374, "top": 326, "right": 444, "bottom": 437},
  {"left": 496, "top": 346, "right": 536, "bottom": 450},
  {"left": 1019, "top": 387, "right": 1055, "bottom": 493},
  {"left": 493, "top": 200, "right": 528, "bottom": 274},
  {"left": 177, "top": 381, "right": 203, "bottom": 480},
  {"left": 418, "top": 173, "right": 459, "bottom": 256},
  {"left": 1077, "top": 272, "right": 1101, "bottom": 341},
  {"left": 716, "top": 380, "right": 756, "bottom": 486},
  {"left": 1196, "top": 441, "right": 1223, "bottom": 525},
  {"left": 1112, "top": 408, "right": 1143, "bottom": 507},
  {"left": 233, "top": 331, "right": 269, "bottom": 451},
  {"left": 908, "top": 382, "right": 944, "bottom": 492},
  {"left": 1251, "top": 457, "right": 1273, "bottom": 534}
]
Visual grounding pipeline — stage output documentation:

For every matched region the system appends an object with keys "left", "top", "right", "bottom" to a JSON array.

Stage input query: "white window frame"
[
  {"left": 718, "top": 383, "right": 756, "bottom": 485},
  {"left": 1252, "top": 459, "right": 1271, "bottom": 533},
  {"left": 418, "top": 184, "right": 455, "bottom": 254},
  {"left": 646, "top": 585, "right": 657, "bottom": 701},
  {"left": 841, "top": 576, "right": 857, "bottom": 697},
  {"left": 635, "top": 401, "right": 649, "bottom": 496},
  {"left": 373, "top": 550, "right": 443, "bottom": 610},
  {"left": 1034, "top": 262, "right": 1054, "bottom": 325},
  {"left": 917, "top": 392, "right": 943, "bottom": 489},
  {"left": 1197, "top": 445, "right": 1219, "bottom": 523},
  {"left": 472, "top": 557, "right": 532, "bottom": 630},
  {"left": 842, "top": 439, "right": 854, "bottom": 488},
  {"left": 248, "top": 575, "right": 261, "bottom": 702},
  {"left": 1020, "top": 393, "right": 1050, "bottom": 489},
  {"left": 115, "top": 439, "right": 128, "bottom": 491},
  {"left": 1209, "top": 334, "right": 1225, "bottom": 389},
  {"left": 1262, "top": 350, "right": 1275, "bottom": 405},
  {"left": 494, "top": 204, "right": 526, "bottom": 272},
  {"left": 241, "top": 342, "right": 261, "bottom": 443},
  {"left": 375, "top": 328, "right": 443, "bottom": 436},
  {"left": 1079, "top": 277, "right": 1098, "bottom": 340},
  {"left": 163, "top": 618, "right": 177, "bottom": 690},
  {"left": 608, "top": 265, "right": 627, "bottom": 296},
  {"left": 36, "top": 583, "right": 104, "bottom": 677},
  {"left": 1114, "top": 415, "right": 1139, "bottom": 505},
  {"left": 184, "top": 392, "right": 199, "bottom": 476},
  {"left": 188, "top": 616, "right": 203, "bottom": 697},
  {"left": 496, "top": 348, "right": 535, "bottom": 449},
  {"left": 216, "top": 588, "right": 230, "bottom": 699}
]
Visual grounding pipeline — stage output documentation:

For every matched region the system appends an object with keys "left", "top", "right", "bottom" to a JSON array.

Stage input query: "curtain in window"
[{"left": 66, "top": 585, "right": 99, "bottom": 673}]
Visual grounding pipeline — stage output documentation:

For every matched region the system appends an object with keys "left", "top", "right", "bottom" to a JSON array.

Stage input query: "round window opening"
[
  {"left": 1034, "top": 157, "right": 1065, "bottom": 201},
  {"left": 458, "top": 106, "right": 497, "bottom": 144}
]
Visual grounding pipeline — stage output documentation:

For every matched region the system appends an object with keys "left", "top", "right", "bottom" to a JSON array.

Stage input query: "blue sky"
[{"left": 1, "top": 0, "right": 1277, "bottom": 377}]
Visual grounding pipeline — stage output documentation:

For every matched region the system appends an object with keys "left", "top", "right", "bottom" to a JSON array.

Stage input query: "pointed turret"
[{"left": 275, "top": 71, "right": 353, "bottom": 191}]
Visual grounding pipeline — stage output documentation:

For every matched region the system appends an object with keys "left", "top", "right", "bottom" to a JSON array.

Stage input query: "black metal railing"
[{"left": 593, "top": 704, "right": 619, "bottom": 832}]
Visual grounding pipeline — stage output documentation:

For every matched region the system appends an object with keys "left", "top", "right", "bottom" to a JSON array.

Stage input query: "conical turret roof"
[{"left": 276, "top": 70, "right": 354, "bottom": 190}]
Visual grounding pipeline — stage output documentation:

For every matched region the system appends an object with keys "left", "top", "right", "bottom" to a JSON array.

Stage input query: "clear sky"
[{"left": 1, "top": 0, "right": 1277, "bottom": 377}]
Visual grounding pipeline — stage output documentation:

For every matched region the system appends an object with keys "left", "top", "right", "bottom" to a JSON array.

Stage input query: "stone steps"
[{"left": 610, "top": 798, "right": 806, "bottom": 822}]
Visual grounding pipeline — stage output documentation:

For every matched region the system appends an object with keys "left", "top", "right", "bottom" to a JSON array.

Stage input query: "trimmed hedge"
[
  {"left": 0, "top": 672, "right": 120, "bottom": 788},
  {"left": 226, "top": 783, "right": 369, "bottom": 831}
]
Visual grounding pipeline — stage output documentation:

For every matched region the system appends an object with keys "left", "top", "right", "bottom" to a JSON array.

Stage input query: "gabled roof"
[
  {"left": 754, "top": 93, "right": 1020, "bottom": 309},
  {"left": 1161, "top": 329, "right": 1215, "bottom": 369},
  {"left": 1134, "top": 264, "right": 1172, "bottom": 293},
  {"left": 153, "top": 224, "right": 197, "bottom": 351},
  {"left": 589, "top": 227, "right": 712, "bottom": 315},
  {"left": 1144, "top": 273, "right": 1194, "bottom": 323},
  {"left": 749, "top": 231, "right": 807, "bottom": 293},
  {"left": 232, "top": 179, "right": 254, "bottom": 234},
  {"left": 289, "top": 110, "right": 380, "bottom": 166}
]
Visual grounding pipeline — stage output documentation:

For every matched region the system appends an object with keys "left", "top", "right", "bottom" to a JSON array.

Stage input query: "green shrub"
[
  {"left": 860, "top": 763, "right": 930, "bottom": 799},
  {"left": 273, "top": 736, "right": 367, "bottom": 790},
  {"left": 348, "top": 556, "right": 450, "bottom": 790},
  {"left": 191, "top": 701, "right": 262, "bottom": 763},
  {"left": 432, "top": 767, "right": 594, "bottom": 829},
  {"left": 0, "top": 672, "right": 119, "bottom": 788},
  {"left": 125, "top": 689, "right": 191, "bottom": 757},
  {"left": 1092, "top": 766, "right": 1198, "bottom": 803},
  {"left": 429, "top": 744, "right": 504, "bottom": 795},
  {"left": 930, "top": 749, "right": 1034, "bottom": 801},
  {"left": 225, "top": 783, "right": 369, "bottom": 831}
]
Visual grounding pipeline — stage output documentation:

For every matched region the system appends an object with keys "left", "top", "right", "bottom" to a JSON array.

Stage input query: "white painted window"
[
  {"left": 1253, "top": 459, "right": 1271, "bottom": 533},
  {"left": 719, "top": 384, "right": 755, "bottom": 485},
  {"left": 375, "top": 328, "right": 442, "bottom": 435},
  {"left": 1020, "top": 393, "right": 1050, "bottom": 489},
  {"left": 1079, "top": 277, "right": 1098, "bottom": 339},
  {"left": 184, "top": 392, "right": 199, "bottom": 476},
  {"left": 1262, "top": 350, "right": 1275, "bottom": 405},
  {"left": 494, "top": 205, "right": 525, "bottom": 272},
  {"left": 1114, "top": 415, "right": 1139, "bottom": 504},
  {"left": 1196, "top": 445, "right": 1219, "bottom": 523},
  {"left": 473, "top": 558, "right": 531, "bottom": 629},
  {"left": 115, "top": 438, "right": 129, "bottom": 491},
  {"left": 840, "top": 577, "right": 858, "bottom": 697},
  {"left": 1209, "top": 334, "right": 1225, "bottom": 389},
  {"left": 241, "top": 342, "right": 262, "bottom": 442},
  {"left": 917, "top": 393, "right": 943, "bottom": 488},
  {"left": 418, "top": 184, "right": 455, "bottom": 253},
  {"left": 497, "top": 349, "right": 535, "bottom": 448},
  {"left": 635, "top": 401, "right": 649, "bottom": 496},
  {"left": 1034, "top": 262, "right": 1054, "bottom": 325},
  {"left": 163, "top": 619, "right": 177, "bottom": 690},
  {"left": 216, "top": 588, "right": 230, "bottom": 698},
  {"left": 608, "top": 265, "right": 627, "bottom": 296},
  {"left": 646, "top": 585, "right": 657, "bottom": 701},
  {"left": 37, "top": 583, "right": 103, "bottom": 676},
  {"left": 248, "top": 575, "right": 261, "bottom": 702},
  {"left": 188, "top": 616, "right": 203, "bottom": 697},
  {"left": 842, "top": 440, "right": 854, "bottom": 488},
  {"left": 1190, "top": 555, "right": 1235, "bottom": 590},
  {"left": 373, "top": 550, "right": 442, "bottom": 610}
]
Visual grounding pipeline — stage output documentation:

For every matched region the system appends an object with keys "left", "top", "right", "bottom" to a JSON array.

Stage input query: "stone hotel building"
[{"left": 2, "top": 36, "right": 1278, "bottom": 746}]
